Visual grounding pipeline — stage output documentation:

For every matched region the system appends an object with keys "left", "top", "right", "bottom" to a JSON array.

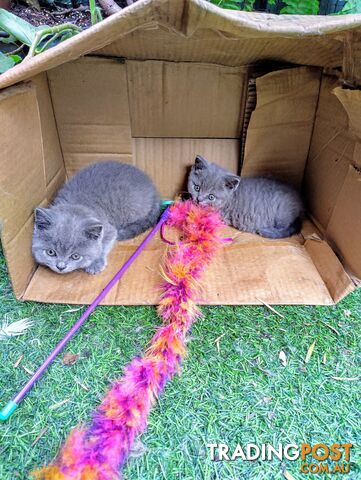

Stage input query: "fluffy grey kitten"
[
  {"left": 32, "top": 161, "right": 160, "bottom": 274},
  {"left": 188, "top": 156, "right": 304, "bottom": 239}
]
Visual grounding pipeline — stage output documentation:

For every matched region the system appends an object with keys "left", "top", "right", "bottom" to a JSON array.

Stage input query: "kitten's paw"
[{"left": 84, "top": 258, "right": 107, "bottom": 275}]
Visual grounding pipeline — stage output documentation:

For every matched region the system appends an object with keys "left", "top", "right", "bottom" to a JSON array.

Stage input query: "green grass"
[{"left": 0, "top": 248, "right": 360, "bottom": 480}]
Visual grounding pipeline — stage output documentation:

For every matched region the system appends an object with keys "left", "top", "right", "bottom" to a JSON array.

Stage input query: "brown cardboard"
[
  {"left": 127, "top": 61, "right": 247, "bottom": 138},
  {"left": 0, "top": 85, "right": 45, "bottom": 243},
  {"left": 304, "top": 76, "right": 354, "bottom": 229},
  {"left": 242, "top": 67, "right": 321, "bottom": 189},
  {"left": 23, "top": 227, "right": 333, "bottom": 305},
  {"left": 0, "top": 0, "right": 360, "bottom": 305},
  {"left": 305, "top": 239, "right": 354, "bottom": 303},
  {"left": 31, "top": 73, "right": 65, "bottom": 186},
  {"left": 1, "top": 0, "right": 361, "bottom": 90},
  {"left": 0, "top": 84, "right": 44, "bottom": 297},
  {"left": 94, "top": 27, "right": 342, "bottom": 69},
  {"left": 133, "top": 138, "right": 240, "bottom": 197},
  {"left": 326, "top": 166, "right": 361, "bottom": 278},
  {"left": 342, "top": 30, "right": 361, "bottom": 86},
  {"left": 47, "top": 57, "right": 132, "bottom": 177}
]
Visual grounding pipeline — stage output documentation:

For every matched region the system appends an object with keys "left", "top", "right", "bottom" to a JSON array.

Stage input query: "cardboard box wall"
[{"left": 0, "top": 0, "right": 360, "bottom": 305}]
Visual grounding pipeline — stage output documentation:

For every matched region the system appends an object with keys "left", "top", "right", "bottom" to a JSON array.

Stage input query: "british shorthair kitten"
[
  {"left": 32, "top": 161, "right": 160, "bottom": 274},
  {"left": 188, "top": 155, "right": 304, "bottom": 239}
]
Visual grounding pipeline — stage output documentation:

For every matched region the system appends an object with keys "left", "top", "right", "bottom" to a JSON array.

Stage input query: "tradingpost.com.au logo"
[{"left": 206, "top": 443, "right": 354, "bottom": 475}]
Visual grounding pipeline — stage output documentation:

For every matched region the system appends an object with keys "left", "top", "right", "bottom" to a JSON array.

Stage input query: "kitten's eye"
[
  {"left": 194, "top": 185, "right": 200, "bottom": 192},
  {"left": 70, "top": 253, "right": 81, "bottom": 261},
  {"left": 208, "top": 194, "right": 215, "bottom": 201},
  {"left": 46, "top": 249, "right": 56, "bottom": 257}
]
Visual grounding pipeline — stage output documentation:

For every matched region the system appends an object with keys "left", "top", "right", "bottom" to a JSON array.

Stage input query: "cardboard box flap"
[
  {"left": 95, "top": 25, "right": 342, "bottom": 69},
  {"left": 1, "top": 0, "right": 361, "bottom": 90},
  {"left": 333, "top": 86, "right": 361, "bottom": 140},
  {"left": 326, "top": 165, "right": 361, "bottom": 279},
  {"left": 127, "top": 61, "right": 247, "bottom": 138},
  {"left": 242, "top": 67, "right": 321, "bottom": 189},
  {"left": 304, "top": 77, "right": 353, "bottom": 230},
  {"left": 303, "top": 82, "right": 361, "bottom": 281},
  {"left": 305, "top": 238, "right": 354, "bottom": 303},
  {"left": 47, "top": 57, "right": 132, "bottom": 177},
  {"left": 23, "top": 227, "right": 335, "bottom": 306},
  {"left": 0, "top": 84, "right": 45, "bottom": 297}
]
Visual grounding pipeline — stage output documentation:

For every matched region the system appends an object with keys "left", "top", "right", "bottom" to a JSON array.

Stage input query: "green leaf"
[
  {"left": 280, "top": 0, "right": 319, "bottom": 15},
  {"left": 0, "top": 32, "right": 17, "bottom": 44},
  {"left": 340, "top": 0, "right": 361, "bottom": 13},
  {"left": 0, "top": 8, "right": 37, "bottom": 46},
  {"left": 9, "top": 53, "right": 21, "bottom": 64},
  {"left": 208, "top": 0, "right": 244, "bottom": 9},
  {"left": 0, "top": 51, "right": 15, "bottom": 73},
  {"left": 243, "top": 0, "right": 254, "bottom": 11}
]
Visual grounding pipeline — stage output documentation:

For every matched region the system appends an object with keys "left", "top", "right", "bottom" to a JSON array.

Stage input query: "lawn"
[{"left": 0, "top": 246, "right": 360, "bottom": 480}]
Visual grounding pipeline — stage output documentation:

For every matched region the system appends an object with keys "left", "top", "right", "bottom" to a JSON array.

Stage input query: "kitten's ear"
[
  {"left": 34, "top": 208, "right": 52, "bottom": 230},
  {"left": 224, "top": 175, "right": 240, "bottom": 191},
  {"left": 84, "top": 223, "right": 103, "bottom": 240},
  {"left": 194, "top": 155, "right": 209, "bottom": 171}
]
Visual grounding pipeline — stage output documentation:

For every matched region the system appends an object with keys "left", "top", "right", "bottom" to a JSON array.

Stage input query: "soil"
[
  {"left": 10, "top": 2, "right": 92, "bottom": 29},
  {"left": 8, "top": 0, "right": 134, "bottom": 29}
]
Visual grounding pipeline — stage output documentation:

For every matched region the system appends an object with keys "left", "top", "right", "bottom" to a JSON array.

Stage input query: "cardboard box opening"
[{"left": 0, "top": 0, "right": 360, "bottom": 305}]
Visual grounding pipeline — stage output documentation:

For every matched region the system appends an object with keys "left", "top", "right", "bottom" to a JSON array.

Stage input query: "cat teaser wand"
[
  {"left": 32, "top": 200, "right": 226, "bottom": 480},
  {"left": 0, "top": 207, "right": 171, "bottom": 422}
]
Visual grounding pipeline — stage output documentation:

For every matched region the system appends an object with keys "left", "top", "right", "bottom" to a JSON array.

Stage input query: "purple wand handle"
[{"left": 0, "top": 208, "right": 170, "bottom": 420}]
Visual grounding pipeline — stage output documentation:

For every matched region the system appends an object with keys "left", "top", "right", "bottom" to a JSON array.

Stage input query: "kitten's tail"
[{"left": 258, "top": 217, "right": 303, "bottom": 239}]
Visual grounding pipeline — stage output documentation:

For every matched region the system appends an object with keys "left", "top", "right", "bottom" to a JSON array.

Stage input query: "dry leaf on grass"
[
  {"left": 22, "top": 365, "right": 35, "bottom": 375},
  {"left": 322, "top": 353, "right": 327, "bottom": 365},
  {"left": 13, "top": 354, "right": 24, "bottom": 368},
  {"left": 32, "top": 427, "right": 48, "bottom": 447},
  {"left": 214, "top": 333, "right": 225, "bottom": 353},
  {"left": 257, "top": 298, "right": 284, "bottom": 318},
  {"left": 75, "top": 379, "right": 89, "bottom": 391},
  {"left": 283, "top": 470, "right": 296, "bottom": 480},
  {"left": 49, "top": 399, "right": 70, "bottom": 411},
  {"left": 319, "top": 320, "right": 340, "bottom": 336},
  {"left": 0, "top": 318, "right": 33, "bottom": 340},
  {"left": 331, "top": 376, "right": 360, "bottom": 382},
  {"left": 61, "top": 307, "right": 83, "bottom": 315},
  {"left": 62, "top": 352, "right": 80, "bottom": 366},
  {"left": 279, "top": 350, "right": 287, "bottom": 367},
  {"left": 304, "top": 340, "right": 316, "bottom": 363}
]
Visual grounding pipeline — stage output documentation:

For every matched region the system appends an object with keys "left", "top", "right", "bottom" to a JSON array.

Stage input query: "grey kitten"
[
  {"left": 32, "top": 161, "right": 160, "bottom": 274},
  {"left": 188, "top": 156, "right": 304, "bottom": 239}
]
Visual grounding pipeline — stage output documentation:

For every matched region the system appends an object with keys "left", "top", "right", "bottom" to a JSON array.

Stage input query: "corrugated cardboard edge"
[
  {"left": 1, "top": 0, "right": 361, "bottom": 90},
  {"left": 304, "top": 238, "right": 354, "bottom": 303}
]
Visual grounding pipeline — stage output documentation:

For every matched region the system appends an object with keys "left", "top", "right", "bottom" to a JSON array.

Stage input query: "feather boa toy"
[{"left": 33, "top": 200, "right": 226, "bottom": 480}]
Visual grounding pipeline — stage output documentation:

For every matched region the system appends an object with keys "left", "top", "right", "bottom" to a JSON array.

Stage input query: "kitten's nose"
[{"left": 56, "top": 262, "right": 66, "bottom": 271}]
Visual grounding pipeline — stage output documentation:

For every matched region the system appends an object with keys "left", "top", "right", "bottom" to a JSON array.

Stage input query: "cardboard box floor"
[{"left": 0, "top": 0, "right": 360, "bottom": 305}]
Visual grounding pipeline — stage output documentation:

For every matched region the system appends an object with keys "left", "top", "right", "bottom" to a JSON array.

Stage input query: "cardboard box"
[{"left": 0, "top": 0, "right": 360, "bottom": 305}]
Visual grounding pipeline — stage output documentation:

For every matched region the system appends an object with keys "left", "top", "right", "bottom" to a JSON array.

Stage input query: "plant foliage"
[
  {"left": 340, "top": 0, "right": 361, "bottom": 13},
  {"left": 208, "top": 0, "right": 361, "bottom": 13},
  {"left": 0, "top": 8, "right": 81, "bottom": 74},
  {"left": 210, "top": 0, "right": 243, "bottom": 10},
  {"left": 0, "top": 51, "right": 21, "bottom": 73},
  {"left": 281, "top": 0, "right": 319, "bottom": 14}
]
